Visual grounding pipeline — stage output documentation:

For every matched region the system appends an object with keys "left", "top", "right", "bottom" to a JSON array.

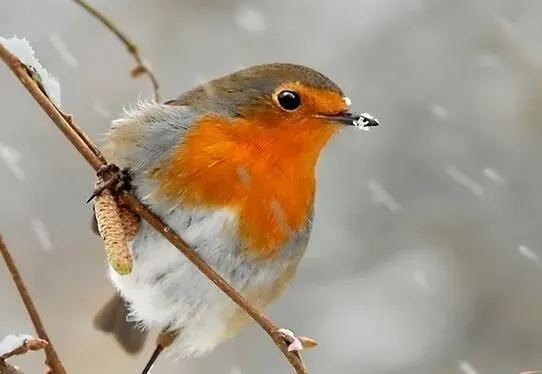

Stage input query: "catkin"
[
  {"left": 118, "top": 204, "right": 140, "bottom": 241},
  {"left": 93, "top": 185, "right": 138, "bottom": 275}
]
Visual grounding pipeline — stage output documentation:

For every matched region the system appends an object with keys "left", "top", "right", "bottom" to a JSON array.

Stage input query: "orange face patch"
[
  {"left": 273, "top": 82, "right": 349, "bottom": 117},
  {"left": 153, "top": 86, "right": 345, "bottom": 258}
]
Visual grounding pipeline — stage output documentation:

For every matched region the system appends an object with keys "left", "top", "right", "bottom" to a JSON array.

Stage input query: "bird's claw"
[
  {"left": 86, "top": 164, "right": 132, "bottom": 203},
  {"left": 277, "top": 328, "right": 303, "bottom": 352}
]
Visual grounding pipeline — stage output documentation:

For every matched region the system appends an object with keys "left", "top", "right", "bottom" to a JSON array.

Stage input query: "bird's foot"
[{"left": 87, "top": 164, "right": 132, "bottom": 203}]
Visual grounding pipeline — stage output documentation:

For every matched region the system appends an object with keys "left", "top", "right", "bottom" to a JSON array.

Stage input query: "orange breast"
[{"left": 152, "top": 114, "right": 337, "bottom": 258}]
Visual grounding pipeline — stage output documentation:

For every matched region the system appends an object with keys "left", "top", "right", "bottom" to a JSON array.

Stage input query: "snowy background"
[{"left": 1, "top": 0, "right": 542, "bottom": 373}]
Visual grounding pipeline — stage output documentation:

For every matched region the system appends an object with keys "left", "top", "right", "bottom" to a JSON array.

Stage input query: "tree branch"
[
  {"left": 71, "top": 0, "right": 160, "bottom": 101},
  {"left": 0, "top": 236, "right": 66, "bottom": 374},
  {"left": 0, "top": 43, "right": 309, "bottom": 374},
  {"left": 0, "top": 335, "right": 48, "bottom": 361}
]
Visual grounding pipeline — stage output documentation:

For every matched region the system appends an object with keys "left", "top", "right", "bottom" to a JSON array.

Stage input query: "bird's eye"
[{"left": 276, "top": 90, "right": 301, "bottom": 111}]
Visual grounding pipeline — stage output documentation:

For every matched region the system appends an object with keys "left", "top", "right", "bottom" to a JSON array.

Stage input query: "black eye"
[{"left": 277, "top": 90, "right": 301, "bottom": 111}]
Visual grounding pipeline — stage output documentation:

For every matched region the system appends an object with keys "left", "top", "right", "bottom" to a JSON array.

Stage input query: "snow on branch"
[
  {"left": 0, "top": 36, "right": 61, "bottom": 107},
  {"left": 0, "top": 334, "right": 48, "bottom": 374}
]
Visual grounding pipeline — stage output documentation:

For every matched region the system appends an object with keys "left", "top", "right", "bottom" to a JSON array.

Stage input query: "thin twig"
[
  {"left": 0, "top": 335, "right": 49, "bottom": 374},
  {"left": 0, "top": 336, "right": 48, "bottom": 360},
  {"left": 0, "top": 43, "right": 309, "bottom": 374},
  {"left": 0, "top": 236, "right": 67, "bottom": 374},
  {"left": 71, "top": 0, "right": 160, "bottom": 101}
]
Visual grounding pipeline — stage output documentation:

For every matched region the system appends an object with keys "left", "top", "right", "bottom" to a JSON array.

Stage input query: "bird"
[{"left": 90, "top": 62, "right": 379, "bottom": 372}]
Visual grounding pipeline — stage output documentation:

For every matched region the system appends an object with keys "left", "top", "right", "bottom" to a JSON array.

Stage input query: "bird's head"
[{"left": 166, "top": 63, "right": 378, "bottom": 158}]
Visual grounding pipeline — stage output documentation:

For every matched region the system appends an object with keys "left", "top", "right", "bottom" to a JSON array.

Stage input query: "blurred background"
[{"left": 1, "top": 0, "right": 542, "bottom": 373}]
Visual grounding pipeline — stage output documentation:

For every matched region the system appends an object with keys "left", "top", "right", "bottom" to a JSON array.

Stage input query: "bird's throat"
[{"left": 152, "top": 114, "right": 337, "bottom": 258}]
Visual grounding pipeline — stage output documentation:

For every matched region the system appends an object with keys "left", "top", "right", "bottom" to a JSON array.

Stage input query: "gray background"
[{"left": 1, "top": 0, "right": 542, "bottom": 373}]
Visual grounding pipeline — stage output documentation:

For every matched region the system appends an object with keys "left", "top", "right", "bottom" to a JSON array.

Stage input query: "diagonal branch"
[
  {"left": 71, "top": 0, "right": 160, "bottom": 101},
  {"left": 0, "top": 43, "right": 309, "bottom": 374},
  {"left": 0, "top": 236, "right": 67, "bottom": 374}
]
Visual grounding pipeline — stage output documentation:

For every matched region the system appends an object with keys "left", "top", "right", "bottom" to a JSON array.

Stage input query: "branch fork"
[{"left": 0, "top": 335, "right": 49, "bottom": 374}]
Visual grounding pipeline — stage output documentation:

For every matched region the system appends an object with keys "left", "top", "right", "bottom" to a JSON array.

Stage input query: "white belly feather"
[{"left": 108, "top": 204, "right": 301, "bottom": 358}]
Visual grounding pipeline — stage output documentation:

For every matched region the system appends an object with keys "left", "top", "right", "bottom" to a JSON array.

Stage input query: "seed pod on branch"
[{"left": 93, "top": 184, "right": 138, "bottom": 275}]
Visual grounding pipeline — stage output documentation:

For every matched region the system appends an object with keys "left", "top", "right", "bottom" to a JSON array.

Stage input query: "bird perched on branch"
[{"left": 91, "top": 63, "right": 379, "bottom": 372}]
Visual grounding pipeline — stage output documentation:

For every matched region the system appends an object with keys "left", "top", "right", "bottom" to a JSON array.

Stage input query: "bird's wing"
[
  {"left": 101, "top": 102, "right": 196, "bottom": 175},
  {"left": 91, "top": 102, "right": 196, "bottom": 236}
]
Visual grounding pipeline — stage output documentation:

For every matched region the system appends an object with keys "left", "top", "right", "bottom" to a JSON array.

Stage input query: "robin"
[{"left": 91, "top": 62, "right": 379, "bottom": 372}]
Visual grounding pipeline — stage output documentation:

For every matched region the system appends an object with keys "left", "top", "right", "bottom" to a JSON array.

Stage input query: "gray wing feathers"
[{"left": 103, "top": 102, "right": 196, "bottom": 174}]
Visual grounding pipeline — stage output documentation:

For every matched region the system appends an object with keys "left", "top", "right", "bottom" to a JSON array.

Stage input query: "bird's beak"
[{"left": 317, "top": 111, "right": 380, "bottom": 130}]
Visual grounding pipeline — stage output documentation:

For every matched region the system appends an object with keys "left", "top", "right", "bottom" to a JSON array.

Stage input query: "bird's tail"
[{"left": 93, "top": 293, "right": 149, "bottom": 355}]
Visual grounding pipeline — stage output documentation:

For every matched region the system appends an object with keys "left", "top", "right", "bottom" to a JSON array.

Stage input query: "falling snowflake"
[
  {"left": 412, "top": 270, "right": 430, "bottom": 290},
  {"left": 446, "top": 166, "right": 484, "bottom": 196},
  {"left": 236, "top": 166, "right": 251, "bottom": 187},
  {"left": 458, "top": 360, "right": 479, "bottom": 374},
  {"left": 234, "top": 4, "right": 266, "bottom": 35},
  {"left": 483, "top": 167, "right": 504, "bottom": 185},
  {"left": 92, "top": 98, "right": 111, "bottom": 118},
  {"left": 30, "top": 219, "right": 53, "bottom": 252},
  {"left": 431, "top": 104, "right": 448, "bottom": 120},
  {"left": 49, "top": 33, "right": 77, "bottom": 68},
  {"left": 367, "top": 180, "right": 401, "bottom": 212},
  {"left": 517, "top": 244, "right": 539, "bottom": 264},
  {"left": 0, "top": 142, "right": 25, "bottom": 180}
]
